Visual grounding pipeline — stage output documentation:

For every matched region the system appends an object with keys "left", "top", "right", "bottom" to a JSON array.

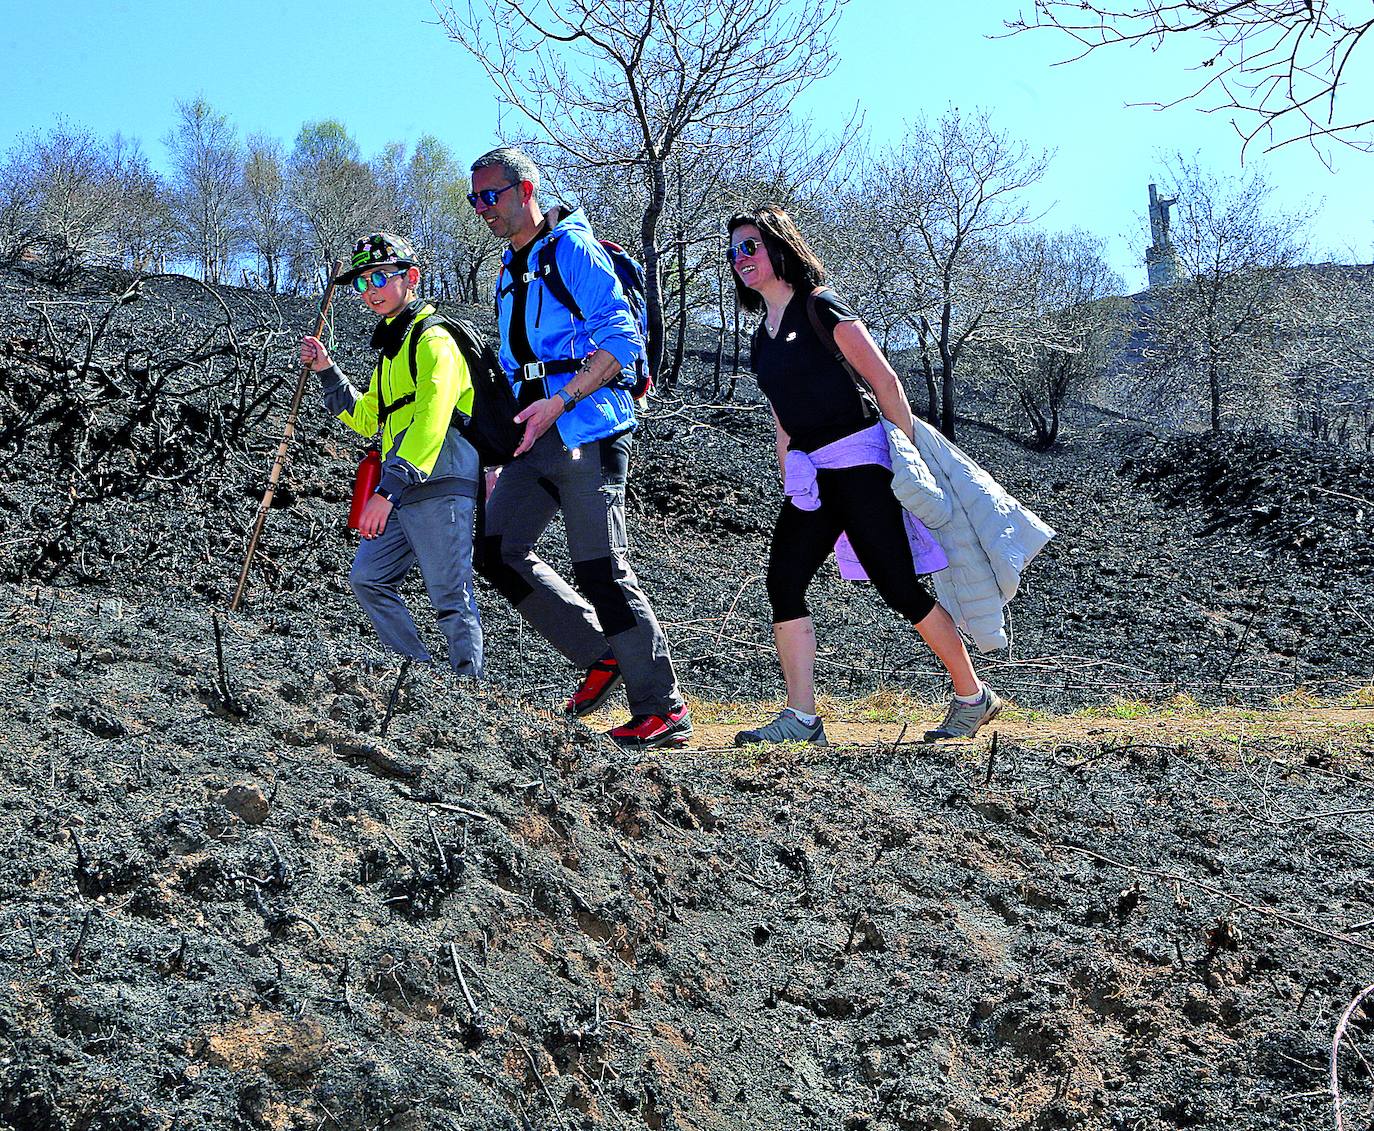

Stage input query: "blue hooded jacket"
[{"left": 495, "top": 208, "right": 640, "bottom": 449}]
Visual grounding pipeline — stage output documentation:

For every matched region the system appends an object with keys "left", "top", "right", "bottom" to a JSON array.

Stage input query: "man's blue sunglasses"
[
  {"left": 352, "top": 268, "right": 408, "bottom": 294},
  {"left": 467, "top": 182, "right": 519, "bottom": 209}
]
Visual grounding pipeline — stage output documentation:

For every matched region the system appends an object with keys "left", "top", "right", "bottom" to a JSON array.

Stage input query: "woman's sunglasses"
[
  {"left": 352, "top": 268, "right": 409, "bottom": 294},
  {"left": 466, "top": 182, "right": 519, "bottom": 209},
  {"left": 727, "top": 237, "right": 760, "bottom": 263}
]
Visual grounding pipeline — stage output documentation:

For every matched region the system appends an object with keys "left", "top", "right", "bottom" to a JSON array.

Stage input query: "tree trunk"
[
  {"left": 640, "top": 157, "right": 668, "bottom": 389},
  {"left": 1209, "top": 356, "right": 1222, "bottom": 432},
  {"left": 939, "top": 301, "right": 956, "bottom": 440},
  {"left": 713, "top": 260, "right": 725, "bottom": 399},
  {"left": 917, "top": 318, "right": 938, "bottom": 426},
  {"left": 670, "top": 228, "right": 687, "bottom": 390}
]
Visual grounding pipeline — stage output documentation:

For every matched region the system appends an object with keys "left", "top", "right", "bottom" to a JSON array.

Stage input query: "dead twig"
[
  {"left": 69, "top": 910, "right": 93, "bottom": 965},
  {"left": 429, "top": 801, "right": 491, "bottom": 822},
  {"left": 287, "top": 911, "right": 324, "bottom": 940},
  {"left": 210, "top": 614, "right": 245, "bottom": 719},
  {"left": 449, "top": 941, "right": 480, "bottom": 1018},
  {"left": 379, "top": 658, "right": 412, "bottom": 739},
  {"left": 984, "top": 730, "right": 999, "bottom": 783},
  {"left": 1286, "top": 806, "right": 1374, "bottom": 825},
  {"left": 1331, "top": 981, "right": 1374, "bottom": 1131},
  {"left": 428, "top": 813, "right": 449, "bottom": 878},
  {"left": 520, "top": 1042, "right": 568, "bottom": 1128},
  {"left": 380, "top": 827, "right": 416, "bottom": 871}
]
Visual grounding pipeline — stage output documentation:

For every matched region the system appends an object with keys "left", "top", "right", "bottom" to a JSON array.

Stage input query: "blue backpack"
[{"left": 536, "top": 235, "right": 654, "bottom": 400}]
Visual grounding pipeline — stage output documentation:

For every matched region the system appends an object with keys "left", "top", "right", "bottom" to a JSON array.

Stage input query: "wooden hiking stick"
[{"left": 231, "top": 259, "right": 345, "bottom": 611}]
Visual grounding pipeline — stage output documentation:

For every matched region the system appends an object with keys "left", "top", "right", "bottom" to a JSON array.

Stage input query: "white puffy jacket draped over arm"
[{"left": 884, "top": 420, "right": 1055, "bottom": 653}]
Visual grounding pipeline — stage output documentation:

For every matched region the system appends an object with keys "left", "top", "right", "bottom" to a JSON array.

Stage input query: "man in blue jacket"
[{"left": 468, "top": 146, "right": 690, "bottom": 748}]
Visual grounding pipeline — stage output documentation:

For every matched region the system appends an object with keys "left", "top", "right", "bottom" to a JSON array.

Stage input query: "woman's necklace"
[{"left": 765, "top": 290, "right": 792, "bottom": 336}]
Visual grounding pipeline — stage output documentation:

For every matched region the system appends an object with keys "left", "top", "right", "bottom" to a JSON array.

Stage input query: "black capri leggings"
[{"left": 767, "top": 462, "right": 937, "bottom": 625}]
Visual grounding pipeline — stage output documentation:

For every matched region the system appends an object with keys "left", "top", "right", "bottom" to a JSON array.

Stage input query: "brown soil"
[{"left": 655, "top": 703, "right": 1374, "bottom": 753}]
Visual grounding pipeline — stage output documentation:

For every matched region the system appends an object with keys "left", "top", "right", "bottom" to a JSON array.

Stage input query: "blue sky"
[{"left": 2, "top": 0, "right": 1368, "bottom": 291}]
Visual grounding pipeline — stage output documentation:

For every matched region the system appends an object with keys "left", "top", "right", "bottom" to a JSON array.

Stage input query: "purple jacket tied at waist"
[{"left": 783, "top": 422, "right": 948, "bottom": 580}]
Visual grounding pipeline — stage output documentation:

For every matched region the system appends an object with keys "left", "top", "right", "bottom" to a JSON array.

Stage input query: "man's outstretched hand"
[{"left": 513, "top": 397, "right": 563, "bottom": 457}]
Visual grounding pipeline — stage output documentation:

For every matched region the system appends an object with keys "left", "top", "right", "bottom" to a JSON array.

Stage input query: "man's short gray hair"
[{"left": 471, "top": 147, "right": 541, "bottom": 195}]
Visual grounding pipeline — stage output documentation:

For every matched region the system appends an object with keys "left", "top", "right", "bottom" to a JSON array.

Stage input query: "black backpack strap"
[
  {"left": 805, "top": 287, "right": 878, "bottom": 420},
  {"left": 406, "top": 310, "right": 469, "bottom": 423},
  {"left": 374, "top": 354, "right": 415, "bottom": 432},
  {"left": 377, "top": 315, "right": 447, "bottom": 431},
  {"left": 536, "top": 235, "right": 584, "bottom": 322},
  {"left": 374, "top": 354, "right": 386, "bottom": 422},
  {"left": 407, "top": 310, "right": 443, "bottom": 381}
]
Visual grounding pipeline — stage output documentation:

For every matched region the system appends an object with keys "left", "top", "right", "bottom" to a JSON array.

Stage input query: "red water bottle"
[{"left": 349, "top": 448, "right": 381, "bottom": 531}]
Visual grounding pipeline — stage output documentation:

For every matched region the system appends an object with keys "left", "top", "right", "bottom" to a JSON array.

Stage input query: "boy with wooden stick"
[{"left": 300, "top": 232, "right": 483, "bottom": 676}]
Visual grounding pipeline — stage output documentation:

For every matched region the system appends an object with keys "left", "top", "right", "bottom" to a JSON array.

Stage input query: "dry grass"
[{"left": 653, "top": 685, "right": 1374, "bottom": 757}]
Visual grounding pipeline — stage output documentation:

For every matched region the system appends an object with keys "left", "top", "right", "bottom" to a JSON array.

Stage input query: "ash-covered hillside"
[
  {"left": 2, "top": 266, "right": 1373, "bottom": 1131},
  {"left": 1, "top": 264, "right": 1370, "bottom": 710}
]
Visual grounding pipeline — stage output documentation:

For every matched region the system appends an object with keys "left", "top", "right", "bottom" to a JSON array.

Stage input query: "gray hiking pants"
[
  {"left": 349, "top": 492, "right": 483, "bottom": 677},
  {"left": 479, "top": 429, "right": 681, "bottom": 716}
]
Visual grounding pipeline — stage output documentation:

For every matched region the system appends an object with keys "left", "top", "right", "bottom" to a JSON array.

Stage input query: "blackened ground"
[
  {"left": 2, "top": 585, "right": 1374, "bottom": 1131},
  {"left": 2, "top": 264, "right": 1369, "bottom": 712},
  {"left": 1, "top": 266, "right": 1373, "bottom": 1131}
]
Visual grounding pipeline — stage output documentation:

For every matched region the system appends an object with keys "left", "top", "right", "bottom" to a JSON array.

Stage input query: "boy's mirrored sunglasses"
[
  {"left": 352, "top": 268, "right": 408, "bottom": 294},
  {"left": 727, "top": 237, "right": 760, "bottom": 263},
  {"left": 466, "top": 182, "right": 519, "bottom": 208}
]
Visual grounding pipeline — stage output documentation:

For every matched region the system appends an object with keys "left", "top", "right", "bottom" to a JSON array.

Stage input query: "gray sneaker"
[
  {"left": 734, "top": 708, "right": 828, "bottom": 747},
  {"left": 924, "top": 685, "right": 1003, "bottom": 740}
]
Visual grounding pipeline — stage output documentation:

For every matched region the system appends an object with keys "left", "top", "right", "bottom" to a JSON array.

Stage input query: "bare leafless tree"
[
  {"left": 287, "top": 120, "right": 384, "bottom": 290},
  {"left": 370, "top": 134, "right": 502, "bottom": 302},
  {"left": 991, "top": 230, "right": 1126, "bottom": 447},
  {"left": 0, "top": 147, "right": 40, "bottom": 266},
  {"left": 1276, "top": 263, "right": 1374, "bottom": 445},
  {"left": 437, "top": 0, "right": 846, "bottom": 385},
  {"left": 402, "top": 135, "right": 465, "bottom": 298},
  {"left": 108, "top": 135, "right": 173, "bottom": 273},
  {"left": 1005, "top": 2, "right": 1374, "bottom": 157},
  {"left": 879, "top": 108, "right": 1052, "bottom": 439},
  {"left": 165, "top": 98, "right": 244, "bottom": 285},
  {"left": 1134, "top": 156, "right": 1311, "bottom": 431},
  {"left": 21, "top": 122, "right": 122, "bottom": 282},
  {"left": 543, "top": 117, "right": 858, "bottom": 393},
  {"left": 242, "top": 135, "right": 293, "bottom": 292},
  {"left": 0, "top": 127, "right": 171, "bottom": 279},
  {"left": 437, "top": 181, "right": 504, "bottom": 304}
]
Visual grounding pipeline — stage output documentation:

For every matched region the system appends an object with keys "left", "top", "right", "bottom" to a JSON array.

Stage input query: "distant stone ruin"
[{"left": 1145, "top": 183, "right": 1181, "bottom": 288}]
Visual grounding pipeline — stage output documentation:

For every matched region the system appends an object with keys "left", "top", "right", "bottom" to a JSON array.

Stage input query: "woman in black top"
[{"left": 728, "top": 204, "right": 1001, "bottom": 745}]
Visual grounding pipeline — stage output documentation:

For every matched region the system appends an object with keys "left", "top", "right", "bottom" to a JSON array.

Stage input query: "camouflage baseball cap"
[{"left": 337, "top": 232, "right": 418, "bottom": 286}]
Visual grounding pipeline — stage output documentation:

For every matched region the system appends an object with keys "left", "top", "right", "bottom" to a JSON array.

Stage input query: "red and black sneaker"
[
  {"left": 608, "top": 703, "right": 693, "bottom": 749},
  {"left": 565, "top": 653, "right": 622, "bottom": 717}
]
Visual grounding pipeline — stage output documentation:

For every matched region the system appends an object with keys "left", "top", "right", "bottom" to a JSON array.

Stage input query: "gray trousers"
[
  {"left": 349, "top": 493, "right": 483, "bottom": 677},
  {"left": 480, "top": 429, "right": 680, "bottom": 716}
]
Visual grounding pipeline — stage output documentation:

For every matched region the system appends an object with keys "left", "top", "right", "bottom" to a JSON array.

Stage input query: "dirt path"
[{"left": 594, "top": 701, "right": 1374, "bottom": 753}]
